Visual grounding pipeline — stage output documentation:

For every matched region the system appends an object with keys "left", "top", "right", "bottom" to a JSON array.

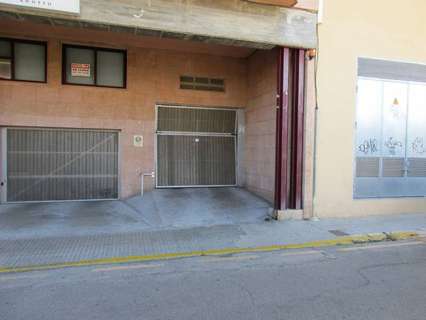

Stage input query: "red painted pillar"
[
  {"left": 274, "top": 47, "right": 306, "bottom": 211},
  {"left": 274, "top": 47, "right": 290, "bottom": 211}
]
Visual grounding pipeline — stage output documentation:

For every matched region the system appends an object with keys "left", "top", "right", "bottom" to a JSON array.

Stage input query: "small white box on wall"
[{"left": 133, "top": 135, "right": 144, "bottom": 147}]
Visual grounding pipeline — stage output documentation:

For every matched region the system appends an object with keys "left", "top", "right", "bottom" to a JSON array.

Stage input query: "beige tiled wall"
[{"left": 0, "top": 23, "right": 248, "bottom": 199}]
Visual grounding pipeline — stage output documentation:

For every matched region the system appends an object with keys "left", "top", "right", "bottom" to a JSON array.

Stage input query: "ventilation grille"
[
  {"left": 356, "top": 157, "right": 380, "bottom": 177},
  {"left": 356, "top": 157, "right": 426, "bottom": 178},
  {"left": 382, "top": 158, "right": 405, "bottom": 177},
  {"left": 408, "top": 158, "right": 426, "bottom": 177},
  {"left": 157, "top": 106, "right": 236, "bottom": 134},
  {"left": 180, "top": 76, "right": 225, "bottom": 92}
]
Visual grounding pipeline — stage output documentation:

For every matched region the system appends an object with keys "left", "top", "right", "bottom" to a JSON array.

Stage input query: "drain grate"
[{"left": 329, "top": 230, "right": 349, "bottom": 237}]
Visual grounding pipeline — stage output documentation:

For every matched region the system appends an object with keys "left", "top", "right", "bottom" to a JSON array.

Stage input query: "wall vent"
[
  {"left": 408, "top": 158, "right": 426, "bottom": 177},
  {"left": 382, "top": 158, "right": 405, "bottom": 177},
  {"left": 356, "top": 157, "right": 380, "bottom": 177},
  {"left": 180, "top": 76, "right": 225, "bottom": 92}
]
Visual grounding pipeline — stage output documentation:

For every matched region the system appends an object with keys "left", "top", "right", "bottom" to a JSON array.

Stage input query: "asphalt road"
[{"left": 1, "top": 240, "right": 425, "bottom": 320}]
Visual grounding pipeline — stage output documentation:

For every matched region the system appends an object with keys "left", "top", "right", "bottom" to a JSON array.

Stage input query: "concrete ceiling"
[
  {"left": 0, "top": 0, "right": 317, "bottom": 50},
  {"left": 0, "top": 19, "right": 258, "bottom": 58}
]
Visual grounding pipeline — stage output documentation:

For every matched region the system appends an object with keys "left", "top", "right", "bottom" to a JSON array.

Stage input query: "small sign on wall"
[
  {"left": 133, "top": 135, "right": 144, "bottom": 147},
  {"left": 0, "top": 0, "right": 80, "bottom": 14},
  {"left": 71, "top": 63, "right": 91, "bottom": 77}
]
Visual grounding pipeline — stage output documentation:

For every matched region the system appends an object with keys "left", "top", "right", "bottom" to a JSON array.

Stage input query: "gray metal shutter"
[
  {"left": 156, "top": 106, "right": 237, "bottom": 187},
  {"left": 7, "top": 128, "right": 119, "bottom": 202},
  {"left": 157, "top": 106, "right": 236, "bottom": 133}
]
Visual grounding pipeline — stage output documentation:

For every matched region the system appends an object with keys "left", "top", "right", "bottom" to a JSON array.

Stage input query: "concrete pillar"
[{"left": 302, "top": 56, "right": 317, "bottom": 219}]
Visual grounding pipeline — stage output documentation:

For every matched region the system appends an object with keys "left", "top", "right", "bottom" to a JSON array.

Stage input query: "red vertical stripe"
[{"left": 274, "top": 48, "right": 305, "bottom": 211}]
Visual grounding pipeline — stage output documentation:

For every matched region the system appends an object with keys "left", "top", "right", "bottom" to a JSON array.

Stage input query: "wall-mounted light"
[
  {"left": 391, "top": 97, "right": 401, "bottom": 118},
  {"left": 307, "top": 49, "right": 317, "bottom": 60}
]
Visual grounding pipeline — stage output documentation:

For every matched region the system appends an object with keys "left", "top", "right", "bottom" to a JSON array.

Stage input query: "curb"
[{"left": 0, "top": 231, "right": 420, "bottom": 274}]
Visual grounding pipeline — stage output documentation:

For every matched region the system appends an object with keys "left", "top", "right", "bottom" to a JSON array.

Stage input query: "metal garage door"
[
  {"left": 4, "top": 128, "right": 119, "bottom": 202},
  {"left": 156, "top": 105, "right": 237, "bottom": 187}
]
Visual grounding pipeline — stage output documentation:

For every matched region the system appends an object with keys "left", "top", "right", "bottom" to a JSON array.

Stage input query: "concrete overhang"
[{"left": 0, "top": 0, "right": 317, "bottom": 50}]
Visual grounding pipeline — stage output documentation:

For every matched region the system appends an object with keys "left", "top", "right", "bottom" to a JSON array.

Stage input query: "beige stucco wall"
[{"left": 315, "top": 0, "right": 426, "bottom": 217}]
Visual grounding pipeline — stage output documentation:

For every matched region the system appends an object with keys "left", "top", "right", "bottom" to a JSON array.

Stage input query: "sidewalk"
[{"left": 1, "top": 213, "right": 425, "bottom": 271}]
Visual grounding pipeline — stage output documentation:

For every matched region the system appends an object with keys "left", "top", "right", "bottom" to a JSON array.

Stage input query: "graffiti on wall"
[
  {"left": 384, "top": 137, "right": 403, "bottom": 155},
  {"left": 412, "top": 137, "right": 426, "bottom": 155},
  {"left": 358, "top": 138, "right": 379, "bottom": 155}
]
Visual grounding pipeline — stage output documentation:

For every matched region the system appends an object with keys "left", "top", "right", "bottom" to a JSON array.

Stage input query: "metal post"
[{"left": 140, "top": 172, "right": 155, "bottom": 197}]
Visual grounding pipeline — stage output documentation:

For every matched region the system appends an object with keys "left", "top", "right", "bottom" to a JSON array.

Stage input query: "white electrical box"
[{"left": 133, "top": 135, "right": 144, "bottom": 147}]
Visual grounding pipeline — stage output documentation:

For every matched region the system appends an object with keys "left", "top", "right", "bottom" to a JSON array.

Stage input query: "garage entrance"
[
  {"left": 156, "top": 105, "right": 238, "bottom": 187},
  {"left": 1, "top": 128, "right": 119, "bottom": 202}
]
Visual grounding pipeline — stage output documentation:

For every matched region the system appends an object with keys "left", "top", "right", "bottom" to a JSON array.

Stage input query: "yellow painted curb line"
[
  {"left": 386, "top": 231, "right": 419, "bottom": 241},
  {"left": 0, "top": 231, "right": 419, "bottom": 274}
]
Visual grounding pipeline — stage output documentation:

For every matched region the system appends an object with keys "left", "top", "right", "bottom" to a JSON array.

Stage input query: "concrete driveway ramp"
[
  {"left": 125, "top": 187, "right": 272, "bottom": 228},
  {"left": 0, "top": 187, "right": 271, "bottom": 240}
]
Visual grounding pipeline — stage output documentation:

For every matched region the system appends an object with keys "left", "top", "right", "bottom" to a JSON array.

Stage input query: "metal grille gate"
[
  {"left": 156, "top": 105, "right": 237, "bottom": 187},
  {"left": 5, "top": 128, "right": 119, "bottom": 202}
]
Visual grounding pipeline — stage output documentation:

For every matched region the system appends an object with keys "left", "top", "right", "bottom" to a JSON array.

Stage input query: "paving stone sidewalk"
[{"left": 1, "top": 213, "right": 425, "bottom": 268}]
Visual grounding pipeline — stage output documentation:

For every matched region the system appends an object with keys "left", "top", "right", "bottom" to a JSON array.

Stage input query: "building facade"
[
  {"left": 315, "top": 0, "right": 426, "bottom": 217},
  {"left": 0, "top": 0, "right": 316, "bottom": 216},
  {"left": 0, "top": 0, "right": 425, "bottom": 219}
]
